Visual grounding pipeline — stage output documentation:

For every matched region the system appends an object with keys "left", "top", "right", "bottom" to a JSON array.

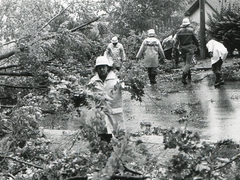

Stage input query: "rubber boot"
[
  {"left": 214, "top": 73, "right": 221, "bottom": 86},
  {"left": 218, "top": 72, "right": 225, "bottom": 85},
  {"left": 182, "top": 72, "right": 187, "bottom": 85},
  {"left": 151, "top": 74, "right": 157, "bottom": 85},
  {"left": 149, "top": 74, "right": 156, "bottom": 86}
]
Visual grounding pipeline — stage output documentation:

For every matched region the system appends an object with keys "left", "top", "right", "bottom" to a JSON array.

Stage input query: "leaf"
[{"left": 195, "top": 161, "right": 210, "bottom": 172}]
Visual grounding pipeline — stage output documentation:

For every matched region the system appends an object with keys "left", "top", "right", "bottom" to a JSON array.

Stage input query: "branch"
[
  {"left": 0, "top": 50, "right": 16, "bottom": 61},
  {"left": 192, "top": 74, "right": 210, "bottom": 83},
  {"left": 0, "top": 83, "right": 48, "bottom": 89},
  {"left": 111, "top": 175, "right": 150, "bottom": 180},
  {"left": 123, "top": 164, "right": 143, "bottom": 175},
  {"left": 66, "top": 176, "right": 88, "bottom": 180},
  {"left": 0, "top": 72, "right": 32, "bottom": 76},
  {"left": 0, "top": 155, "right": 43, "bottom": 169},
  {"left": 1, "top": 4, "right": 72, "bottom": 48},
  {"left": 37, "top": 3, "right": 73, "bottom": 33},
  {"left": 70, "top": 16, "right": 101, "bottom": 32},
  {"left": 0, "top": 64, "right": 20, "bottom": 70},
  {"left": 0, "top": 105, "right": 14, "bottom": 108},
  {"left": 2, "top": 173, "right": 15, "bottom": 179},
  {"left": 213, "top": 153, "right": 240, "bottom": 171}
]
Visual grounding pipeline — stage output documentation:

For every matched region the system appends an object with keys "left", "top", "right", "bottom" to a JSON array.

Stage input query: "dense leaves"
[
  {"left": 207, "top": 3, "right": 240, "bottom": 55},
  {"left": 103, "top": 0, "right": 195, "bottom": 36}
]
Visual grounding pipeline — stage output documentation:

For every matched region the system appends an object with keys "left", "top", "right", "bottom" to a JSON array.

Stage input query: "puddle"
[{"left": 126, "top": 79, "right": 240, "bottom": 143}]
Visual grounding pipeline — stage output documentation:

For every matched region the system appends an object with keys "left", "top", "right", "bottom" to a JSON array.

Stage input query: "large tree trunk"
[{"left": 0, "top": 50, "right": 15, "bottom": 60}]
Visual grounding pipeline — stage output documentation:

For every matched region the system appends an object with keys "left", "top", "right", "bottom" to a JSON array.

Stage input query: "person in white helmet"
[
  {"left": 172, "top": 18, "right": 199, "bottom": 85},
  {"left": 88, "top": 56, "right": 125, "bottom": 142},
  {"left": 136, "top": 29, "right": 165, "bottom": 86},
  {"left": 104, "top": 36, "right": 126, "bottom": 71}
]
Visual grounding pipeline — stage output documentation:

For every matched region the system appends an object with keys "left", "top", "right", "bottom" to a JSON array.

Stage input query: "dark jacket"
[{"left": 172, "top": 25, "right": 199, "bottom": 56}]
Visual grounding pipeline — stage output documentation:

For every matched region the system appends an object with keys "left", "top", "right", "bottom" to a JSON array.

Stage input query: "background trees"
[
  {"left": 207, "top": 3, "right": 240, "bottom": 55},
  {"left": 102, "top": 0, "right": 195, "bottom": 37}
]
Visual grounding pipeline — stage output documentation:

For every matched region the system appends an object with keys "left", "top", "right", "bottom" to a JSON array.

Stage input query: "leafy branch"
[
  {"left": 0, "top": 155, "right": 43, "bottom": 169},
  {"left": 214, "top": 153, "right": 240, "bottom": 171}
]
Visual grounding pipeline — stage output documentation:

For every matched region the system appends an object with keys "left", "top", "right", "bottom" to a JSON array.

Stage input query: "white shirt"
[{"left": 206, "top": 39, "right": 228, "bottom": 65}]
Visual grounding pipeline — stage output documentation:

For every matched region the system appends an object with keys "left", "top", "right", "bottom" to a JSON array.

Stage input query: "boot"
[
  {"left": 182, "top": 72, "right": 187, "bottom": 85},
  {"left": 219, "top": 78, "right": 225, "bottom": 85},
  {"left": 214, "top": 73, "right": 221, "bottom": 86},
  {"left": 151, "top": 74, "right": 157, "bottom": 85},
  {"left": 218, "top": 73, "right": 225, "bottom": 85},
  {"left": 149, "top": 74, "right": 156, "bottom": 85},
  {"left": 187, "top": 70, "right": 191, "bottom": 81}
]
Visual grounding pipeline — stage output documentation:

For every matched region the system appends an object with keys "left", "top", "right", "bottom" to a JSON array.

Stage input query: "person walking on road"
[
  {"left": 206, "top": 39, "right": 228, "bottom": 87},
  {"left": 88, "top": 56, "right": 125, "bottom": 142},
  {"left": 104, "top": 36, "right": 126, "bottom": 71},
  {"left": 172, "top": 18, "right": 199, "bottom": 85},
  {"left": 136, "top": 29, "right": 165, "bottom": 86}
]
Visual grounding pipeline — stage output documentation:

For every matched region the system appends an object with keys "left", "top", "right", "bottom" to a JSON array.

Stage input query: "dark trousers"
[
  {"left": 212, "top": 59, "right": 223, "bottom": 83},
  {"left": 147, "top": 67, "right": 158, "bottom": 84}
]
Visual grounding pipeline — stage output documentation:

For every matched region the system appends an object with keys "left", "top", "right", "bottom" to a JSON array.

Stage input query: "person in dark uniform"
[{"left": 172, "top": 18, "right": 199, "bottom": 85}]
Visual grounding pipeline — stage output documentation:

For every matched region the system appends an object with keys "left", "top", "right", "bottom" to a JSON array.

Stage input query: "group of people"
[
  {"left": 88, "top": 17, "right": 228, "bottom": 141},
  {"left": 166, "top": 17, "right": 228, "bottom": 87}
]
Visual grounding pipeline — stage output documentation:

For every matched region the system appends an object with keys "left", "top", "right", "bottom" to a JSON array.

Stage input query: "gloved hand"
[{"left": 209, "top": 52, "right": 213, "bottom": 58}]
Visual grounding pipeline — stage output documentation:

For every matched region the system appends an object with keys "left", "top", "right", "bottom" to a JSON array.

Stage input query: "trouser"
[
  {"left": 147, "top": 67, "right": 158, "bottom": 84},
  {"left": 171, "top": 48, "right": 180, "bottom": 67},
  {"left": 112, "top": 59, "right": 122, "bottom": 71},
  {"left": 181, "top": 44, "right": 195, "bottom": 73},
  {"left": 180, "top": 45, "right": 196, "bottom": 84},
  {"left": 212, "top": 59, "right": 223, "bottom": 83},
  {"left": 175, "top": 50, "right": 180, "bottom": 67},
  {"left": 182, "top": 52, "right": 194, "bottom": 74}
]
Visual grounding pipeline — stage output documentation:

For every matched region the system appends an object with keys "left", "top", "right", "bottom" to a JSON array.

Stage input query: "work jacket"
[
  {"left": 104, "top": 43, "right": 126, "bottom": 68},
  {"left": 173, "top": 25, "right": 199, "bottom": 56},
  {"left": 136, "top": 36, "right": 165, "bottom": 67},
  {"left": 89, "top": 70, "right": 125, "bottom": 134},
  {"left": 206, "top": 39, "right": 228, "bottom": 65}
]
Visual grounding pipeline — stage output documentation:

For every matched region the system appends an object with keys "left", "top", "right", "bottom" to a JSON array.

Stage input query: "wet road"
[{"left": 125, "top": 77, "right": 240, "bottom": 143}]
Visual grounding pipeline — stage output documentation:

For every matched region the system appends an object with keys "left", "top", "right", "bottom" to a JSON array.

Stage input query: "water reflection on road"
[
  {"left": 195, "top": 81, "right": 240, "bottom": 143},
  {"left": 167, "top": 80, "right": 240, "bottom": 143}
]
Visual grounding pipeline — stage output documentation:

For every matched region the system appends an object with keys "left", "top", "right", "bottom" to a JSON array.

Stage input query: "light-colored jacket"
[
  {"left": 136, "top": 37, "right": 165, "bottom": 67},
  {"left": 206, "top": 39, "right": 228, "bottom": 65},
  {"left": 104, "top": 43, "right": 126, "bottom": 68},
  {"left": 89, "top": 70, "right": 125, "bottom": 134}
]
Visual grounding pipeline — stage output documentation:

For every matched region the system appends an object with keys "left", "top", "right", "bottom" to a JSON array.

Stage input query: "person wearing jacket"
[
  {"left": 172, "top": 18, "right": 199, "bottom": 85},
  {"left": 136, "top": 29, "right": 165, "bottom": 86},
  {"left": 88, "top": 56, "right": 125, "bottom": 141},
  {"left": 104, "top": 36, "right": 126, "bottom": 71},
  {"left": 206, "top": 39, "right": 228, "bottom": 87}
]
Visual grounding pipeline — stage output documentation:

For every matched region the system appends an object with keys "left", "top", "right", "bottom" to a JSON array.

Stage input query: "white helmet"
[
  {"left": 95, "top": 56, "right": 110, "bottom": 67},
  {"left": 147, "top": 29, "right": 155, "bottom": 36},
  {"left": 111, "top": 36, "right": 118, "bottom": 43},
  {"left": 182, "top": 18, "right": 190, "bottom": 26}
]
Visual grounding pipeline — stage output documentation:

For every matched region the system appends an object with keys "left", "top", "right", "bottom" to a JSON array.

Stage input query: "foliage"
[
  {"left": 102, "top": 0, "right": 195, "bottom": 37},
  {"left": 207, "top": 3, "right": 240, "bottom": 55},
  {"left": 136, "top": 123, "right": 240, "bottom": 180}
]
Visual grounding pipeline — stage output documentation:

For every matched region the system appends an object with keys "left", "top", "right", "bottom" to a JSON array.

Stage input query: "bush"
[{"left": 207, "top": 4, "right": 240, "bottom": 55}]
